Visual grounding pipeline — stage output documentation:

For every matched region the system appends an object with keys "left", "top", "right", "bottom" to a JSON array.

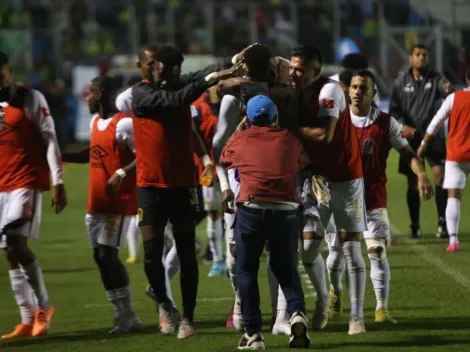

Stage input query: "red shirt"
[
  {"left": 300, "top": 77, "right": 362, "bottom": 183},
  {"left": 87, "top": 113, "right": 137, "bottom": 215},
  {"left": 132, "top": 79, "right": 197, "bottom": 188},
  {"left": 448, "top": 90, "right": 470, "bottom": 162},
  {"left": 220, "top": 126, "right": 304, "bottom": 204},
  {"left": 0, "top": 89, "right": 50, "bottom": 192}
]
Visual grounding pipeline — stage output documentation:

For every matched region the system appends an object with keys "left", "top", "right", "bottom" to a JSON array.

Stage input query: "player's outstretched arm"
[
  {"left": 417, "top": 93, "right": 454, "bottom": 158},
  {"left": 62, "top": 148, "right": 90, "bottom": 164}
]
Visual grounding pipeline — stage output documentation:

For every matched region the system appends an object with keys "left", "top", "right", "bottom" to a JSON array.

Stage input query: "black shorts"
[
  {"left": 399, "top": 134, "right": 446, "bottom": 177},
  {"left": 137, "top": 187, "right": 199, "bottom": 227}
]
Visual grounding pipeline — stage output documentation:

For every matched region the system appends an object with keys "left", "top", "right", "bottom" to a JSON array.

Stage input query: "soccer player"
[
  {"left": 220, "top": 95, "right": 309, "bottom": 350},
  {"left": 346, "top": 69, "right": 433, "bottom": 323},
  {"left": 62, "top": 76, "right": 141, "bottom": 334},
  {"left": 289, "top": 45, "right": 367, "bottom": 334},
  {"left": 0, "top": 51, "right": 67, "bottom": 339},
  {"left": 390, "top": 44, "right": 453, "bottom": 239},
  {"left": 131, "top": 45, "right": 240, "bottom": 338},
  {"left": 417, "top": 66, "right": 470, "bottom": 252}
]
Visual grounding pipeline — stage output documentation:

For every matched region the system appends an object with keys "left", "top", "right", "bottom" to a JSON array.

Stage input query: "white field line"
[{"left": 391, "top": 224, "right": 470, "bottom": 289}]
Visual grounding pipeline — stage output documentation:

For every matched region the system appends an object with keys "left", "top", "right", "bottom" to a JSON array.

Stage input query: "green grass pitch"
[{"left": 1, "top": 152, "right": 470, "bottom": 351}]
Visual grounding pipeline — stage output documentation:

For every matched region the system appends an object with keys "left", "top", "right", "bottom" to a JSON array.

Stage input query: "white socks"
[
  {"left": 302, "top": 239, "right": 329, "bottom": 304},
  {"left": 342, "top": 241, "right": 366, "bottom": 318},
  {"left": 368, "top": 255, "right": 390, "bottom": 310},
  {"left": 9, "top": 268, "right": 36, "bottom": 325},
  {"left": 446, "top": 197, "right": 461, "bottom": 244},
  {"left": 126, "top": 218, "right": 139, "bottom": 258},
  {"left": 107, "top": 285, "right": 137, "bottom": 316},
  {"left": 326, "top": 246, "right": 346, "bottom": 296},
  {"left": 23, "top": 260, "right": 50, "bottom": 310},
  {"left": 165, "top": 242, "right": 180, "bottom": 279},
  {"left": 207, "top": 217, "right": 223, "bottom": 263}
]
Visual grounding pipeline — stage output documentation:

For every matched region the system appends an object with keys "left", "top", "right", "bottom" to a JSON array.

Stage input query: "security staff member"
[
  {"left": 389, "top": 43, "right": 453, "bottom": 239},
  {"left": 220, "top": 95, "right": 309, "bottom": 350}
]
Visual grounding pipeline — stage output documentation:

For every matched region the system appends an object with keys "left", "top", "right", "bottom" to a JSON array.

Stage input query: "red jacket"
[{"left": 220, "top": 126, "right": 304, "bottom": 204}]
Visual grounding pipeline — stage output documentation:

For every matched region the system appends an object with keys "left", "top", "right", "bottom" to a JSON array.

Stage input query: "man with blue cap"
[{"left": 220, "top": 95, "right": 310, "bottom": 350}]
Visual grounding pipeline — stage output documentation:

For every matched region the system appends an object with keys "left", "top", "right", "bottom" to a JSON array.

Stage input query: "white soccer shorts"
[
  {"left": 202, "top": 183, "right": 222, "bottom": 212},
  {"left": 85, "top": 213, "right": 137, "bottom": 248},
  {"left": 320, "top": 178, "right": 367, "bottom": 233},
  {"left": 363, "top": 208, "right": 390, "bottom": 239},
  {"left": 443, "top": 161, "right": 470, "bottom": 190},
  {"left": 0, "top": 188, "right": 42, "bottom": 248}
]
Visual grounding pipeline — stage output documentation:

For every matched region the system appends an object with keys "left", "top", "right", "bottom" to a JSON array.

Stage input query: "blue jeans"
[{"left": 235, "top": 205, "right": 306, "bottom": 334}]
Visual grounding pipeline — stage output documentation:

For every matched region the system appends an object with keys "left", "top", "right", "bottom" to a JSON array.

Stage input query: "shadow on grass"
[
  {"left": 0, "top": 321, "right": 237, "bottom": 349},
  {"left": 42, "top": 266, "right": 96, "bottom": 274}
]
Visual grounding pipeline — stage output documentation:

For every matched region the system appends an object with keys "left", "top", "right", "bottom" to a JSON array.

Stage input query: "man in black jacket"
[
  {"left": 389, "top": 44, "right": 453, "bottom": 239},
  {"left": 131, "top": 45, "right": 240, "bottom": 339}
]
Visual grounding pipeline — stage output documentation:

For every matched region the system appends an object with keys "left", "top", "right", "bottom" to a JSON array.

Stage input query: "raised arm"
[{"left": 179, "top": 59, "right": 232, "bottom": 86}]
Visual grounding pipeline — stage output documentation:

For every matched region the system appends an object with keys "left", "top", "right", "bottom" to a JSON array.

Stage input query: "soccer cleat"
[
  {"left": 329, "top": 288, "right": 342, "bottom": 318},
  {"left": 410, "top": 225, "right": 422, "bottom": 239},
  {"left": 348, "top": 315, "right": 366, "bottom": 335},
  {"left": 436, "top": 218, "right": 449, "bottom": 239},
  {"left": 237, "top": 333, "right": 265, "bottom": 350},
  {"left": 375, "top": 309, "right": 397, "bottom": 324},
  {"left": 312, "top": 296, "right": 331, "bottom": 330},
  {"left": 109, "top": 313, "right": 141, "bottom": 334},
  {"left": 177, "top": 318, "right": 196, "bottom": 339},
  {"left": 272, "top": 320, "right": 291, "bottom": 336},
  {"left": 208, "top": 261, "right": 226, "bottom": 277},
  {"left": 146, "top": 284, "right": 181, "bottom": 320},
  {"left": 1, "top": 324, "right": 33, "bottom": 339},
  {"left": 159, "top": 303, "right": 176, "bottom": 335},
  {"left": 32, "top": 306, "right": 55, "bottom": 337},
  {"left": 447, "top": 242, "right": 460, "bottom": 252},
  {"left": 289, "top": 312, "right": 310, "bottom": 349},
  {"left": 126, "top": 256, "right": 138, "bottom": 264}
]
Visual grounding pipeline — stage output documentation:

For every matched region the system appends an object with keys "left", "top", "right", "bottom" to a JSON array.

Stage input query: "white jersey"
[
  {"left": 350, "top": 108, "right": 409, "bottom": 151},
  {"left": 115, "top": 87, "right": 133, "bottom": 115}
]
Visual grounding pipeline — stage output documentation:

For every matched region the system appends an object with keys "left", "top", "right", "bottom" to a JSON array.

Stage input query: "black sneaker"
[
  {"left": 410, "top": 225, "right": 422, "bottom": 239},
  {"left": 436, "top": 218, "right": 449, "bottom": 238},
  {"left": 237, "top": 332, "right": 265, "bottom": 350}
]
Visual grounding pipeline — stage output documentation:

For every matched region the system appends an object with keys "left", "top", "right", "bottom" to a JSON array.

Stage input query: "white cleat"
[
  {"left": 159, "top": 303, "right": 176, "bottom": 335},
  {"left": 289, "top": 312, "right": 310, "bottom": 349},
  {"left": 348, "top": 315, "right": 366, "bottom": 335},
  {"left": 177, "top": 318, "right": 196, "bottom": 339},
  {"left": 272, "top": 320, "right": 291, "bottom": 336},
  {"left": 237, "top": 333, "right": 266, "bottom": 350}
]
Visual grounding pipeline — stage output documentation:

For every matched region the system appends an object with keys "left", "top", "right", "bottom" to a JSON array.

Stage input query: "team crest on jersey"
[{"left": 362, "top": 138, "right": 375, "bottom": 155}]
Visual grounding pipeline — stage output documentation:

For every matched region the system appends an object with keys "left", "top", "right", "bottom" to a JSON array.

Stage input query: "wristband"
[
  {"left": 115, "top": 168, "right": 126, "bottom": 178},
  {"left": 420, "top": 140, "right": 428, "bottom": 146},
  {"left": 201, "top": 155, "right": 212, "bottom": 167},
  {"left": 216, "top": 165, "right": 230, "bottom": 192},
  {"left": 231, "top": 54, "right": 239, "bottom": 64}
]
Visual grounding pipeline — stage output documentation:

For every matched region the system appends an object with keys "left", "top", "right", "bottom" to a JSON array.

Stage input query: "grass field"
[{"left": 1, "top": 152, "right": 470, "bottom": 352}]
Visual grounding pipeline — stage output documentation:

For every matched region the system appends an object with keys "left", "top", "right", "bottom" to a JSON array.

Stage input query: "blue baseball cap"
[{"left": 246, "top": 95, "right": 276, "bottom": 124}]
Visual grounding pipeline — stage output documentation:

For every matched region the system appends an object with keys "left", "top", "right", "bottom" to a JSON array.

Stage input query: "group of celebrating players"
[{"left": 0, "top": 38, "right": 469, "bottom": 350}]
